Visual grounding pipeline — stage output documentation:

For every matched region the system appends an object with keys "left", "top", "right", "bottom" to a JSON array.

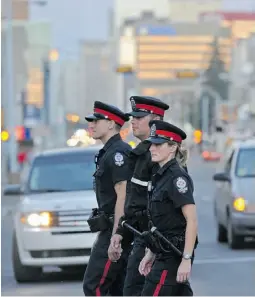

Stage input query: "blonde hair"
[
  {"left": 167, "top": 141, "right": 189, "bottom": 167},
  {"left": 176, "top": 145, "right": 189, "bottom": 168}
]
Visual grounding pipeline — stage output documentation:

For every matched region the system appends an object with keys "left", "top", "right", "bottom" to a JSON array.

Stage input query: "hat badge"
[
  {"left": 130, "top": 98, "right": 136, "bottom": 110},
  {"left": 150, "top": 124, "right": 156, "bottom": 137}
]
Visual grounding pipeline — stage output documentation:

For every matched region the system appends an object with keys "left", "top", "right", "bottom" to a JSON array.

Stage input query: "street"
[{"left": 1, "top": 152, "right": 255, "bottom": 296}]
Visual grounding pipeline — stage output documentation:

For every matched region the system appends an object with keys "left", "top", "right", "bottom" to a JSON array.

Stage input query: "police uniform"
[
  {"left": 83, "top": 101, "right": 133, "bottom": 296},
  {"left": 115, "top": 96, "right": 169, "bottom": 296},
  {"left": 141, "top": 120, "right": 198, "bottom": 296}
]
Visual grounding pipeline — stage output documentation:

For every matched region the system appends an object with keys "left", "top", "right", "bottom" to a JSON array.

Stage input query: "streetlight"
[{"left": 5, "top": 0, "right": 47, "bottom": 177}]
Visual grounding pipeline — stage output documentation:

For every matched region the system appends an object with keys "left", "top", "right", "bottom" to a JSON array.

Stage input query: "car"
[
  {"left": 201, "top": 150, "right": 221, "bottom": 162},
  {"left": 201, "top": 140, "right": 221, "bottom": 162},
  {"left": 4, "top": 145, "right": 102, "bottom": 282},
  {"left": 212, "top": 138, "right": 255, "bottom": 249}
]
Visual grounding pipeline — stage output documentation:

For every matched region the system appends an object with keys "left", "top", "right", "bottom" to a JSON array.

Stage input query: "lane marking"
[{"left": 195, "top": 256, "right": 255, "bottom": 265}]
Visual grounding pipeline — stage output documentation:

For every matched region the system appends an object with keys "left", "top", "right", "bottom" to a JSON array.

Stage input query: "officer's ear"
[
  {"left": 108, "top": 120, "right": 115, "bottom": 130},
  {"left": 168, "top": 142, "right": 178, "bottom": 153}
]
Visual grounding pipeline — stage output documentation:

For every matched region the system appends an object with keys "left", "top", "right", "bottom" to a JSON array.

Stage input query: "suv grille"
[{"left": 52, "top": 210, "right": 91, "bottom": 227}]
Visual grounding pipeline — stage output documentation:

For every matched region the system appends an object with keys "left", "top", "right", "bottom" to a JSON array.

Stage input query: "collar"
[
  {"left": 131, "top": 141, "right": 151, "bottom": 156},
  {"left": 102, "top": 133, "right": 121, "bottom": 152},
  {"left": 156, "top": 158, "right": 178, "bottom": 176}
]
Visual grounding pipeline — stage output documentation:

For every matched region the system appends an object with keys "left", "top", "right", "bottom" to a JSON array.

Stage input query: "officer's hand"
[
  {"left": 110, "top": 234, "right": 123, "bottom": 250},
  {"left": 108, "top": 234, "right": 123, "bottom": 262},
  {"left": 138, "top": 249, "right": 155, "bottom": 276},
  {"left": 108, "top": 244, "right": 122, "bottom": 262},
  {"left": 176, "top": 259, "right": 191, "bottom": 283}
]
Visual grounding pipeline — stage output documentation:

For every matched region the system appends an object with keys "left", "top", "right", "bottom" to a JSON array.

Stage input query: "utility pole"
[{"left": 6, "top": 0, "right": 19, "bottom": 177}]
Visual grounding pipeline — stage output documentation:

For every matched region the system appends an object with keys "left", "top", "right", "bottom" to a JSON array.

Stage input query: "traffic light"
[
  {"left": 193, "top": 130, "right": 202, "bottom": 144},
  {"left": 15, "top": 126, "right": 31, "bottom": 141},
  {"left": 17, "top": 152, "right": 27, "bottom": 164},
  {"left": 1, "top": 130, "right": 9, "bottom": 142}
]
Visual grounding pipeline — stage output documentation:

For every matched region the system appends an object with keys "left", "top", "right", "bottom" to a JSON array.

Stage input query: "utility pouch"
[{"left": 87, "top": 208, "right": 111, "bottom": 232}]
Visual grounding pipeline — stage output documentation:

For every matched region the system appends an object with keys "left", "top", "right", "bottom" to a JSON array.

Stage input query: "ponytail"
[{"left": 176, "top": 145, "right": 189, "bottom": 168}]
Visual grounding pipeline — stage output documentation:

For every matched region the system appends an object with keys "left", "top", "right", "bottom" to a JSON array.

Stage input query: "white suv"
[{"left": 4, "top": 146, "right": 102, "bottom": 282}]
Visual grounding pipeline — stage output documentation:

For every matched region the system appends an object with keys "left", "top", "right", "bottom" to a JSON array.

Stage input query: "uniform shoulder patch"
[
  {"left": 114, "top": 152, "right": 124, "bottom": 166},
  {"left": 175, "top": 176, "right": 188, "bottom": 193}
]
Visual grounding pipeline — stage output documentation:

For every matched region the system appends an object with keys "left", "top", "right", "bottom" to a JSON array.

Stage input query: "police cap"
[
  {"left": 126, "top": 96, "right": 169, "bottom": 118},
  {"left": 146, "top": 120, "right": 187, "bottom": 144},
  {"left": 85, "top": 101, "right": 129, "bottom": 127}
]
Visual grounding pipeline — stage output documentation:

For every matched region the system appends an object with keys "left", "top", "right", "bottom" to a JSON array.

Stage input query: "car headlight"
[
  {"left": 21, "top": 212, "right": 52, "bottom": 227},
  {"left": 233, "top": 197, "right": 246, "bottom": 212}
]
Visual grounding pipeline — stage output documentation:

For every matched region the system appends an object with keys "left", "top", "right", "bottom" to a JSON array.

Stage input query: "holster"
[
  {"left": 141, "top": 231, "right": 161, "bottom": 254},
  {"left": 87, "top": 208, "right": 113, "bottom": 233}
]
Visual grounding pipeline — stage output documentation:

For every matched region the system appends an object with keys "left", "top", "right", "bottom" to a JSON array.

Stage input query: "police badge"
[
  {"left": 130, "top": 98, "right": 136, "bottom": 110},
  {"left": 114, "top": 152, "right": 124, "bottom": 166},
  {"left": 150, "top": 124, "right": 156, "bottom": 137},
  {"left": 176, "top": 177, "right": 188, "bottom": 193}
]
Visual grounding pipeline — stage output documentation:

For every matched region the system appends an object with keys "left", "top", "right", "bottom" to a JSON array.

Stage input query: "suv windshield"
[
  {"left": 28, "top": 152, "right": 96, "bottom": 192},
  {"left": 235, "top": 148, "right": 255, "bottom": 177}
]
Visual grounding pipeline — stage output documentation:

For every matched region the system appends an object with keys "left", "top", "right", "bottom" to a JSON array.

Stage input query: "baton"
[
  {"left": 122, "top": 221, "right": 182, "bottom": 257},
  {"left": 121, "top": 220, "right": 143, "bottom": 237},
  {"left": 150, "top": 227, "right": 182, "bottom": 257}
]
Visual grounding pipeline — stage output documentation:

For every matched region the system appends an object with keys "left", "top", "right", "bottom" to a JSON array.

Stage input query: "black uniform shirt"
[
  {"left": 149, "top": 158, "right": 195, "bottom": 238},
  {"left": 94, "top": 134, "right": 132, "bottom": 214},
  {"left": 124, "top": 141, "right": 158, "bottom": 218}
]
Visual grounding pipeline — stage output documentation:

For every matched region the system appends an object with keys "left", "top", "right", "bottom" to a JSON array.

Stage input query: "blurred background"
[
  {"left": 1, "top": 0, "right": 255, "bottom": 183},
  {"left": 1, "top": 1, "right": 255, "bottom": 295}
]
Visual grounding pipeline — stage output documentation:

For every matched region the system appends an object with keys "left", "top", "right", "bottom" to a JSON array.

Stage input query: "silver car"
[{"left": 213, "top": 138, "right": 255, "bottom": 249}]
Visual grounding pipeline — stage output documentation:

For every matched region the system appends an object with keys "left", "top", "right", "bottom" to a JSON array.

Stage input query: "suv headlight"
[
  {"left": 233, "top": 197, "right": 246, "bottom": 212},
  {"left": 21, "top": 212, "right": 52, "bottom": 227}
]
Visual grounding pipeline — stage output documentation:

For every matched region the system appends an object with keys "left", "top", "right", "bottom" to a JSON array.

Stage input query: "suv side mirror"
[
  {"left": 3, "top": 184, "right": 23, "bottom": 195},
  {"left": 213, "top": 173, "right": 231, "bottom": 182}
]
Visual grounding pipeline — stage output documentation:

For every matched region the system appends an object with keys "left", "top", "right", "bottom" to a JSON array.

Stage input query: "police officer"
[
  {"left": 138, "top": 120, "right": 198, "bottom": 296},
  {"left": 108, "top": 96, "right": 169, "bottom": 296},
  {"left": 83, "top": 101, "right": 133, "bottom": 296}
]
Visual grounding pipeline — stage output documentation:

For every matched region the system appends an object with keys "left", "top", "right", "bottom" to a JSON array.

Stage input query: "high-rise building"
[
  {"left": 117, "top": 11, "right": 231, "bottom": 98},
  {"left": 1, "top": 0, "right": 29, "bottom": 21},
  {"left": 79, "top": 41, "right": 116, "bottom": 116}
]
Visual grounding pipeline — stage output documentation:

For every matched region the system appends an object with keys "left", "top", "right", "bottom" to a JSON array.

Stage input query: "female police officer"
[{"left": 139, "top": 120, "right": 198, "bottom": 296}]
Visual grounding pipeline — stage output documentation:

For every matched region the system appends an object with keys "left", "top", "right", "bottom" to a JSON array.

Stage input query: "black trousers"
[
  {"left": 123, "top": 235, "right": 147, "bottom": 296},
  {"left": 83, "top": 229, "right": 130, "bottom": 296},
  {"left": 141, "top": 257, "right": 194, "bottom": 296}
]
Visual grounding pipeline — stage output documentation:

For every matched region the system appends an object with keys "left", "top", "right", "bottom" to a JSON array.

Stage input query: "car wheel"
[
  {"left": 227, "top": 218, "right": 243, "bottom": 249},
  {"left": 12, "top": 232, "right": 42, "bottom": 283},
  {"left": 217, "top": 223, "right": 227, "bottom": 243}
]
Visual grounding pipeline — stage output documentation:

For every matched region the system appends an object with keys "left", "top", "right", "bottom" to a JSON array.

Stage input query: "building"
[
  {"left": 79, "top": 41, "right": 116, "bottom": 116},
  {"left": 199, "top": 11, "right": 255, "bottom": 41},
  {"left": 1, "top": 0, "right": 29, "bottom": 21},
  {"left": 116, "top": 11, "right": 233, "bottom": 126},
  {"left": 114, "top": 0, "right": 169, "bottom": 29},
  {"left": 229, "top": 33, "right": 255, "bottom": 116},
  {"left": 117, "top": 12, "right": 231, "bottom": 95},
  {"left": 169, "top": 0, "right": 223, "bottom": 23}
]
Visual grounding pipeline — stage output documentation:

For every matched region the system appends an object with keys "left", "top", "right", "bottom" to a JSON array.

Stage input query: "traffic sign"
[
  {"left": 137, "top": 25, "right": 176, "bottom": 36},
  {"left": 116, "top": 66, "right": 134, "bottom": 73}
]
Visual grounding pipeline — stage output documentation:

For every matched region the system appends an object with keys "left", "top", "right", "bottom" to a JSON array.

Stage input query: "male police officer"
[
  {"left": 83, "top": 101, "right": 133, "bottom": 296},
  {"left": 108, "top": 96, "right": 169, "bottom": 296}
]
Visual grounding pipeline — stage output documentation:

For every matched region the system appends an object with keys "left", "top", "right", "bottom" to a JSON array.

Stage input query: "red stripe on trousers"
[
  {"left": 153, "top": 270, "right": 168, "bottom": 296},
  {"left": 95, "top": 259, "right": 112, "bottom": 296}
]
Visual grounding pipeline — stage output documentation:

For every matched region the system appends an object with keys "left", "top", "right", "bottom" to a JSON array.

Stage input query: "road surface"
[{"left": 1, "top": 152, "right": 255, "bottom": 295}]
